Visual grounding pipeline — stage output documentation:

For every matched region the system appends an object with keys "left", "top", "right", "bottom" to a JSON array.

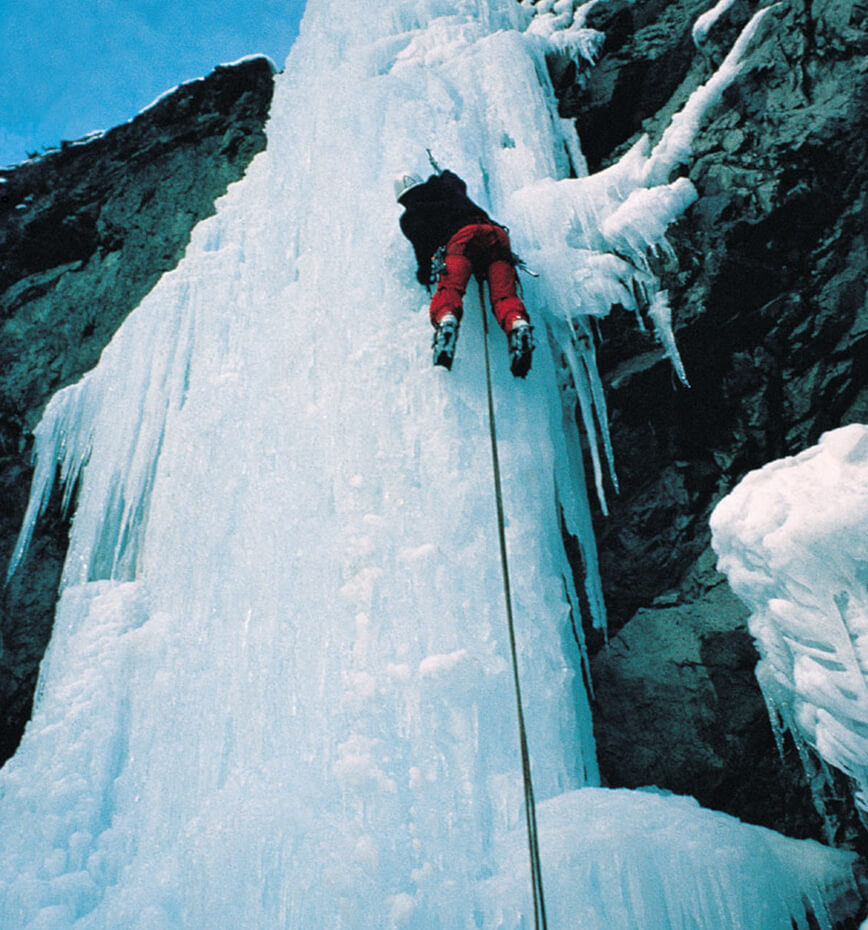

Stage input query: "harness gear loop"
[{"left": 477, "top": 278, "right": 548, "bottom": 930}]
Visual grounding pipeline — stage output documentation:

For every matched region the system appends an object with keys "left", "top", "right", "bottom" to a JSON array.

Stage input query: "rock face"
[
  {"left": 0, "top": 56, "right": 275, "bottom": 764},
  {"left": 569, "top": 0, "right": 868, "bottom": 849}
]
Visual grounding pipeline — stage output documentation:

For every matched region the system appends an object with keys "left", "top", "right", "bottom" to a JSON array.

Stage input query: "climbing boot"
[
  {"left": 432, "top": 314, "right": 459, "bottom": 370},
  {"left": 508, "top": 320, "right": 534, "bottom": 378}
]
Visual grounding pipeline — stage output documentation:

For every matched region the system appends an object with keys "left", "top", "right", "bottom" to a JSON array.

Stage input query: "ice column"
[{"left": 0, "top": 1, "right": 602, "bottom": 927}]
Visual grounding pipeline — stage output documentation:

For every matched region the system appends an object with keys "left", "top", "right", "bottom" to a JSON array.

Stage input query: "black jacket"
[{"left": 398, "top": 170, "right": 491, "bottom": 285}]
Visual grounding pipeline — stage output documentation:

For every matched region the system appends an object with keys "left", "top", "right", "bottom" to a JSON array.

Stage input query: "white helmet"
[{"left": 394, "top": 171, "right": 423, "bottom": 202}]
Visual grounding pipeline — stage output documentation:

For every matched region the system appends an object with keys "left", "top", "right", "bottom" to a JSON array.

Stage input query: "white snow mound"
[{"left": 713, "top": 424, "right": 868, "bottom": 813}]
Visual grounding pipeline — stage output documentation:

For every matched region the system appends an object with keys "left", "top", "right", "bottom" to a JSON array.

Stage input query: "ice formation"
[
  {"left": 481, "top": 789, "right": 859, "bottom": 930},
  {"left": 712, "top": 425, "right": 868, "bottom": 816},
  {"left": 1, "top": 0, "right": 860, "bottom": 927},
  {"left": 693, "top": 0, "right": 741, "bottom": 46}
]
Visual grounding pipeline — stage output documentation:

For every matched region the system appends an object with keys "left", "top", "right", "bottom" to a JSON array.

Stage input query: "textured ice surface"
[
  {"left": 480, "top": 789, "right": 859, "bottom": 930},
  {"left": 1, "top": 0, "right": 859, "bottom": 927},
  {"left": 713, "top": 425, "right": 868, "bottom": 814}
]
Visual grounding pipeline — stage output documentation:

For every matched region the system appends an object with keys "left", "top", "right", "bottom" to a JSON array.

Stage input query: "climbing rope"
[{"left": 477, "top": 279, "right": 548, "bottom": 930}]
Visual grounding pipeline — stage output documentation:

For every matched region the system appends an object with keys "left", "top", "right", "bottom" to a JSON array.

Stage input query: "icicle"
[
  {"left": 581, "top": 338, "right": 619, "bottom": 494},
  {"left": 601, "top": 178, "right": 699, "bottom": 258},
  {"left": 6, "top": 384, "right": 91, "bottom": 581},
  {"left": 563, "top": 325, "right": 608, "bottom": 515},
  {"left": 647, "top": 290, "right": 690, "bottom": 387}
]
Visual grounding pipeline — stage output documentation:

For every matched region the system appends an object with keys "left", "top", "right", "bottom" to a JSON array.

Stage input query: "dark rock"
[
  {"left": 563, "top": 0, "right": 713, "bottom": 170},
  {"left": 590, "top": 547, "right": 854, "bottom": 845},
  {"left": 580, "top": 0, "right": 868, "bottom": 846},
  {"left": 0, "top": 56, "right": 274, "bottom": 767}
]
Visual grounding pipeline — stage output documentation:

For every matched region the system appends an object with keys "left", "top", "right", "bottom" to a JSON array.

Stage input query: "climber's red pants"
[{"left": 429, "top": 223, "right": 529, "bottom": 333}]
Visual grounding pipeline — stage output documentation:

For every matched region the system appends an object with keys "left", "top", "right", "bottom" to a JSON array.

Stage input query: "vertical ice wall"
[
  {"left": 1, "top": 2, "right": 603, "bottom": 927},
  {"left": 1, "top": 0, "right": 860, "bottom": 928}
]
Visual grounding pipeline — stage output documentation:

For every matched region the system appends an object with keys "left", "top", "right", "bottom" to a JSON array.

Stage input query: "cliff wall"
[{"left": 574, "top": 0, "right": 867, "bottom": 847}]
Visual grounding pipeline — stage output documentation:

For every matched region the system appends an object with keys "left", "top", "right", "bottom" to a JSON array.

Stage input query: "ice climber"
[{"left": 395, "top": 168, "right": 535, "bottom": 377}]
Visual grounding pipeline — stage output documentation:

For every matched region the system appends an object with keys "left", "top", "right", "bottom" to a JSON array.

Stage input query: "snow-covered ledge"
[{"left": 711, "top": 424, "right": 868, "bottom": 819}]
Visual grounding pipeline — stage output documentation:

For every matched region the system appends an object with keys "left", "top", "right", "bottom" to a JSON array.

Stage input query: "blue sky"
[{"left": 0, "top": 0, "right": 307, "bottom": 167}]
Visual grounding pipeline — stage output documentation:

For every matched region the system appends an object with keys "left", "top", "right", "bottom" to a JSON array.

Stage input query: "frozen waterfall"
[{"left": 1, "top": 0, "right": 861, "bottom": 928}]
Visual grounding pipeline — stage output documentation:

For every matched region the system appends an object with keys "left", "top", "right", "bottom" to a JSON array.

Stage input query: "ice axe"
[{"left": 426, "top": 148, "right": 443, "bottom": 175}]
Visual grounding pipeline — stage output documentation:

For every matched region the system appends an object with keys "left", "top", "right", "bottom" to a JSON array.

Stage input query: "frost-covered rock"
[{"left": 590, "top": 559, "right": 827, "bottom": 838}]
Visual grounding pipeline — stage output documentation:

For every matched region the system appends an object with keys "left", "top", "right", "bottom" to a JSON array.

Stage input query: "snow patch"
[
  {"left": 480, "top": 788, "right": 860, "bottom": 929},
  {"left": 694, "top": 0, "right": 740, "bottom": 46}
]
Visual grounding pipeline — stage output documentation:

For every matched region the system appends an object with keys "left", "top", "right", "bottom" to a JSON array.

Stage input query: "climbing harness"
[
  {"left": 477, "top": 279, "right": 548, "bottom": 930},
  {"left": 430, "top": 245, "right": 447, "bottom": 282}
]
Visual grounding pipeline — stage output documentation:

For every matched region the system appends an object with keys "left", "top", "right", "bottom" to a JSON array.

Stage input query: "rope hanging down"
[{"left": 477, "top": 279, "right": 548, "bottom": 930}]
